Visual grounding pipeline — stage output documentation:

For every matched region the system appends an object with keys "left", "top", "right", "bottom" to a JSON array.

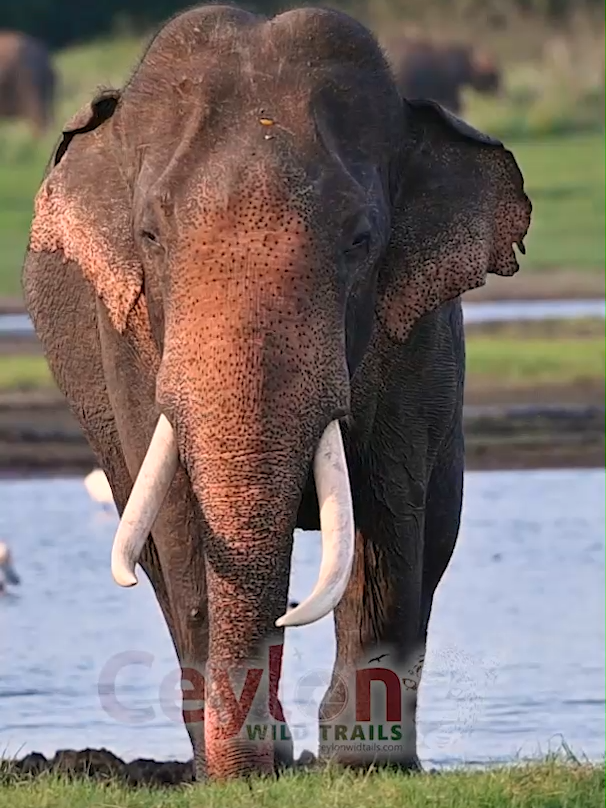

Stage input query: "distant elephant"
[
  {"left": 387, "top": 37, "right": 501, "bottom": 114},
  {"left": 0, "top": 30, "right": 56, "bottom": 136},
  {"left": 22, "top": 4, "right": 531, "bottom": 782}
]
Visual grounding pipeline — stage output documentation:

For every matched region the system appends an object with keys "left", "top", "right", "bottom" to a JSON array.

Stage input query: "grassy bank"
[
  {"left": 465, "top": 324, "right": 604, "bottom": 388},
  {"left": 0, "top": 761, "right": 603, "bottom": 808},
  {"left": 0, "top": 32, "right": 603, "bottom": 298},
  {"left": 1, "top": 319, "right": 602, "bottom": 394}
]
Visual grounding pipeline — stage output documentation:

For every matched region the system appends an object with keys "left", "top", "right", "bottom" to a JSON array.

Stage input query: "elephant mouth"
[{"left": 109, "top": 415, "right": 355, "bottom": 628}]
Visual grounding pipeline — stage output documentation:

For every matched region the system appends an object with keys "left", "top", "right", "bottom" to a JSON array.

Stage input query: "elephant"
[
  {"left": 0, "top": 30, "right": 56, "bottom": 137},
  {"left": 22, "top": 4, "right": 531, "bottom": 781},
  {"left": 386, "top": 36, "right": 502, "bottom": 115}
]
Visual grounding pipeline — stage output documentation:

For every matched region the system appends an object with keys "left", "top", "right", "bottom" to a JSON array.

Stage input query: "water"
[
  {"left": 0, "top": 299, "right": 604, "bottom": 336},
  {"left": 0, "top": 315, "right": 31, "bottom": 336},
  {"left": 0, "top": 470, "right": 604, "bottom": 768},
  {"left": 462, "top": 299, "right": 605, "bottom": 324}
]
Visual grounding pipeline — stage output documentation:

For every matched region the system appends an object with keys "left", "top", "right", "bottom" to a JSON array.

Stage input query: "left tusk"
[
  {"left": 111, "top": 414, "right": 178, "bottom": 587},
  {"left": 276, "top": 420, "right": 355, "bottom": 628}
]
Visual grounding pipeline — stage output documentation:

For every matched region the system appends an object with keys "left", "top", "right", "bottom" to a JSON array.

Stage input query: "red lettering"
[
  {"left": 355, "top": 668, "right": 402, "bottom": 722},
  {"left": 181, "top": 667, "right": 206, "bottom": 724},
  {"left": 181, "top": 644, "right": 287, "bottom": 734},
  {"left": 213, "top": 667, "right": 264, "bottom": 737},
  {"left": 268, "top": 644, "right": 286, "bottom": 722}
]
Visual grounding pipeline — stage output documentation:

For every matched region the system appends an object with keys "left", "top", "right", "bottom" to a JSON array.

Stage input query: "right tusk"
[
  {"left": 111, "top": 414, "right": 178, "bottom": 587},
  {"left": 276, "top": 419, "right": 355, "bottom": 628}
]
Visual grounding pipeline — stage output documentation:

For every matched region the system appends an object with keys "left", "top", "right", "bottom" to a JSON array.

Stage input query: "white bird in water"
[
  {"left": 0, "top": 542, "right": 21, "bottom": 595},
  {"left": 84, "top": 469, "right": 115, "bottom": 506}
]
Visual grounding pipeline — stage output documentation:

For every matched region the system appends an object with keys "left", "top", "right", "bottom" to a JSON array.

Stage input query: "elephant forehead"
[
  {"left": 120, "top": 6, "right": 400, "bottom": 150},
  {"left": 171, "top": 200, "right": 322, "bottom": 271},
  {"left": 137, "top": 114, "right": 370, "bottom": 236}
]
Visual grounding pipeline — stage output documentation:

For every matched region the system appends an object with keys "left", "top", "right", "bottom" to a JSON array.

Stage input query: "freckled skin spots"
[{"left": 22, "top": 3, "right": 531, "bottom": 781}]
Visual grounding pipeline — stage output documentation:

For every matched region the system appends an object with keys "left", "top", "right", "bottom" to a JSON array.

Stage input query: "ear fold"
[
  {"left": 377, "top": 99, "right": 531, "bottom": 342},
  {"left": 28, "top": 89, "right": 143, "bottom": 333}
]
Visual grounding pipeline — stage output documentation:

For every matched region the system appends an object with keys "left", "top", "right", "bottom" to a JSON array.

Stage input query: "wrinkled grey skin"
[
  {"left": 22, "top": 5, "right": 531, "bottom": 781},
  {"left": 0, "top": 30, "right": 56, "bottom": 136},
  {"left": 387, "top": 37, "right": 501, "bottom": 114}
]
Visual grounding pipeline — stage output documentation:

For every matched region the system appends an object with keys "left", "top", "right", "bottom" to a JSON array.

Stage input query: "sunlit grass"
[
  {"left": 0, "top": 321, "right": 603, "bottom": 392},
  {"left": 0, "top": 760, "right": 603, "bottom": 808}
]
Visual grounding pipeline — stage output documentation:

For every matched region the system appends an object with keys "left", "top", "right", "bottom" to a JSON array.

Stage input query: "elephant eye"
[
  {"left": 140, "top": 229, "right": 164, "bottom": 254},
  {"left": 344, "top": 230, "right": 371, "bottom": 263}
]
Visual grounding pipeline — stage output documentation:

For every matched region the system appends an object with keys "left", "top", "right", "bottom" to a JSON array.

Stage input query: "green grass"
[
  {"left": 0, "top": 323, "right": 603, "bottom": 392},
  {"left": 0, "top": 762, "right": 604, "bottom": 808},
  {"left": 466, "top": 334, "right": 604, "bottom": 386},
  {"left": 0, "top": 34, "right": 603, "bottom": 297},
  {"left": 0, "top": 355, "right": 54, "bottom": 390},
  {"left": 502, "top": 134, "right": 605, "bottom": 272}
]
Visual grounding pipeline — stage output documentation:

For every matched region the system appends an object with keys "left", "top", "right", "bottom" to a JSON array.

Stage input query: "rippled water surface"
[{"left": 1, "top": 470, "right": 604, "bottom": 767}]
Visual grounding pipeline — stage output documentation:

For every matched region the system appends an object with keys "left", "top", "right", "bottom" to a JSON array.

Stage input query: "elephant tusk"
[
  {"left": 276, "top": 420, "right": 355, "bottom": 628},
  {"left": 111, "top": 413, "right": 178, "bottom": 587}
]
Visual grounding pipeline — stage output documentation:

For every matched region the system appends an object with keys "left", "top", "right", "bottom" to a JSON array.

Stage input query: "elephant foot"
[
  {"left": 190, "top": 741, "right": 292, "bottom": 780},
  {"left": 273, "top": 733, "right": 295, "bottom": 773},
  {"left": 192, "top": 750, "right": 207, "bottom": 781},
  {"left": 317, "top": 750, "right": 423, "bottom": 774},
  {"left": 201, "top": 718, "right": 295, "bottom": 779}
]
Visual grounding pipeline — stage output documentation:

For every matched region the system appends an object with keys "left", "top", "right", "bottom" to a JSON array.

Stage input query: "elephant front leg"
[
  {"left": 146, "top": 518, "right": 210, "bottom": 778},
  {"left": 318, "top": 517, "right": 426, "bottom": 772}
]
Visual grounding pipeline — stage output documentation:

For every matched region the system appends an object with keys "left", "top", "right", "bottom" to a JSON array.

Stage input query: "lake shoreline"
[
  {"left": 1, "top": 268, "right": 604, "bottom": 315},
  {"left": 0, "top": 389, "right": 603, "bottom": 475},
  {"left": 1, "top": 748, "right": 602, "bottom": 788}
]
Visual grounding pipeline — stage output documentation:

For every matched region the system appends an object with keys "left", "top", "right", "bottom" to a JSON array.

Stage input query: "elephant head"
[
  {"left": 434, "top": 42, "right": 501, "bottom": 98},
  {"left": 26, "top": 4, "right": 530, "bottom": 777},
  {"left": 466, "top": 46, "right": 501, "bottom": 95}
]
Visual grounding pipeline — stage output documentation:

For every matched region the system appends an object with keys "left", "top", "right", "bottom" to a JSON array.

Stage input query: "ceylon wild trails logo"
[{"left": 97, "top": 641, "right": 500, "bottom": 757}]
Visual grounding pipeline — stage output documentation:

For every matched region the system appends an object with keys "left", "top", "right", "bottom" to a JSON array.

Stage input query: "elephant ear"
[
  {"left": 28, "top": 88, "right": 143, "bottom": 333},
  {"left": 377, "top": 99, "right": 531, "bottom": 342}
]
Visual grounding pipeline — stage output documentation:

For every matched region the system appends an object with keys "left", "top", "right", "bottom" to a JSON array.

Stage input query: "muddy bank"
[
  {"left": 463, "top": 269, "right": 605, "bottom": 302},
  {"left": 0, "top": 391, "right": 603, "bottom": 474},
  {"left": 0, "top": 748, "right": 319, "bottom": 787}
]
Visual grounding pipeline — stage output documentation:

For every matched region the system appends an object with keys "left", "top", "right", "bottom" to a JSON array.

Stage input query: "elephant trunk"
[
  {"left": 176, "top": 396, "right": 354, "bottom": 777},
  {"left": 191, "top": 442, "right": 299, "bottom": 777}
]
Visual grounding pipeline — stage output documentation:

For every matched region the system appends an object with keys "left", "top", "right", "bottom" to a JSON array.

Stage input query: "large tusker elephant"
[
  {"left": 22, "top": 4, "right": 531, "bottom": 781},
  {"left": 0, "top": 30, "right": 56, "bottom": 136},
  {"left": 388, "top": 37, "right": 502, "bottom": 115}
]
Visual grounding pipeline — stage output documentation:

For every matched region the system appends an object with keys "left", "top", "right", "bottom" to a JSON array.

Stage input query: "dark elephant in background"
[
  {"left": 387, "top": 36, "right": 502, "bottom": 114},
  {"left": 22, "top": 4, "right": 531, "bottom": 781},
  {"left": 0, "top": 30, "right": 56, "bottom": 136}
]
